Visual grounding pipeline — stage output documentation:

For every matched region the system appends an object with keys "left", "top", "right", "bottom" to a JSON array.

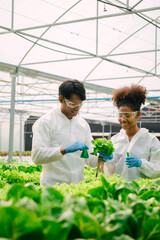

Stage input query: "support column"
[
  {"left": 155, "top": 21, "right": 157, "bottom": 74},
  {"left": 96, "top": 0, "right": 99, "bottom": 55},
  {"left": 11, "top": 0, "right": 15, "bottom": 31},
  {"left": 101, "top": 121, "right": 104, "bottom": 138},
  {"left": 8, "top": 73, "right": 17, "bottom": 164},
  {"left": 109, "top": 124, "right": 112, "bottom": 139},
  {"left": 19, "top": 113, "right": 22, "bottom": 161},
  {"left": 0, "top": 121, "right": 2, "bottom": 151}
]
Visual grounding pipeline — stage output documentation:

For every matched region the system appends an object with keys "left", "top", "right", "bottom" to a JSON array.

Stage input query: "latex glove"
[
  {"left": 99, "top": 152, "right": 113, "bottom": 162},
  {"left": 65, "top": 141, "right": 89, "bottom": 154},
  {"left": 125, "top": 157, "right": 142, "bottom": 168}
]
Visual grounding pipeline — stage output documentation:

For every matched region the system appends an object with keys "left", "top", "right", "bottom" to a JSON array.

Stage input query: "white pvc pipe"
[{"left": 8, "top": 73, "right": 17, "bottom": 164}]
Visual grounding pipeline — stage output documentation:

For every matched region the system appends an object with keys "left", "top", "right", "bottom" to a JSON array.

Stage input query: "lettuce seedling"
[
  {"left": 90, "top": 138, "right": 115, "bottom": 156},
  {"left": 90, "top": 138, "right": 115, "bottom": 177}
]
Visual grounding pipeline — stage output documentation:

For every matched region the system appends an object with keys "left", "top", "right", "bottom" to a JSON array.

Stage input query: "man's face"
[{"left": 59, "top": 94, "right": 83, "bottom": 119}]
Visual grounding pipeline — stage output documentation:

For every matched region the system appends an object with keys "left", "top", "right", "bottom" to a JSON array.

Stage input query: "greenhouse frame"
[
  {"left": 0, "top": 0, "right": 160, "bottom": 162},
  {"left": 0, "top": 2, "right": 160, "bottom": 240}
]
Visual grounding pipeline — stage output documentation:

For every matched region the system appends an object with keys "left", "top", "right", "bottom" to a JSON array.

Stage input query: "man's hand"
[
  {"left": 125, "top": 156, "right": 142, "bottom": 168},
  {"left": 99, "top": 152, "right": 113, "bottom": 162},
  {"left": 65, "top": 141, "right": 89, "bottom": 154}
]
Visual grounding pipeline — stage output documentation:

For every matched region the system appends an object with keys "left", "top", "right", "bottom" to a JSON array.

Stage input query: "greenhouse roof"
[{"left": 0, "top": 0, "right": 160, "bottom": 124}]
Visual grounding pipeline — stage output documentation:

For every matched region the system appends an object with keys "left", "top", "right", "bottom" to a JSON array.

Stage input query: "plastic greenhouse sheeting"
[{"left": 0, "top": 0, "right": 160, "bottom": 123}]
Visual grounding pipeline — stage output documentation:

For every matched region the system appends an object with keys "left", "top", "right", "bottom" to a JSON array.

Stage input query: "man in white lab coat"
[{"left": 31, "top": 80, "right": 108, "bottom": 186}]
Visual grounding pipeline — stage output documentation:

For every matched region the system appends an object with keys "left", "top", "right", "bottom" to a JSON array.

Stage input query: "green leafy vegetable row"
[
  {"left": 1, "top": 164, "right": 42, "bottom": 173},
  {"left": 0, "top": 170, "right": 160, "bottom": 239}
]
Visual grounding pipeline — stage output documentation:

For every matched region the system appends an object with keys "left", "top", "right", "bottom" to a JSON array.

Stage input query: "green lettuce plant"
[{"left": 90, "top": 138, "right": 115, "bottom": 156}]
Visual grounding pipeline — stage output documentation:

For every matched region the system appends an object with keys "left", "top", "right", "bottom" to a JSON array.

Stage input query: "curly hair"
[{"left": 112, "top": 85, "right": 147, "bottom": 111}]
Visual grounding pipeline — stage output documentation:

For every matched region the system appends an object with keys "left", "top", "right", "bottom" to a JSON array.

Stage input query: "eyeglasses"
[
  {"left": 117, "top": 111, "right": 138, "bottom": 119},
  {"left": 64, "top": 98, "right": 83, "bottom": 108}
]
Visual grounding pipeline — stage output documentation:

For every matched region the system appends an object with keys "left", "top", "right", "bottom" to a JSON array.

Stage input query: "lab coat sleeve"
[
  {"left": 103, "top": 153, "right": 119, "bottom": 176},
  {"left": 103, "top": 134, "right": 120, "bottom": 176},
  {"left": 140, "top": 137, "right": 160, "bottom": 179},
  {"left": 31, "top": 118, "right": 63, "bottom": 165},
  {"left": 83, "top": 123, "right": 98, "bottom": 168}
]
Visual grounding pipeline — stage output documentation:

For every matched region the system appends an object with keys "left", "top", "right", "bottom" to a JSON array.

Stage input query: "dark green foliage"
[{"left": 0, "top": 164, "right": 160, "bottom": 239}]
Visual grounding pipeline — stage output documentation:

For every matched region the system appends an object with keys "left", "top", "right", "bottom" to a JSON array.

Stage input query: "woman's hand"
[{"left": 126, "top": 157, "right": 142, "bottom": 168}]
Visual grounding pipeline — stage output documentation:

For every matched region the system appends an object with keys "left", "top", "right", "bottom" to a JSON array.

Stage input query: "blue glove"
[
  {"left": 65, "top": 141, "right": 89, "bottom": 154},
  {"left": 125, "top": 157, "right": 142, "bottom": 168},
  {"left": 99, "top": 152, "right": 113, "bottom": 162}
]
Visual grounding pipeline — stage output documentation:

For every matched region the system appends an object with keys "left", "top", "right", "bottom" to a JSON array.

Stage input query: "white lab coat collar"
[
  {"left": 55, "top": 108, "right": 67, "bottom": 120},
  {"left": 120, "top": 128, "right": 149, "bottom": 152},
  {"left": 55, "top": 108, "right": 78, "bottom": 122}
]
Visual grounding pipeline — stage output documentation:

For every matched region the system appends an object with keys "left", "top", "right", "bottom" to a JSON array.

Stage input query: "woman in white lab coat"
[{"left": 104, "top": 85, "right": 160, "bottom": 181}]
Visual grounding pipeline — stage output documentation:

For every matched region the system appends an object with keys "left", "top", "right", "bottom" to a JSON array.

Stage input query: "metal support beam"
[
  {"left": 0, "top": 122, "right": 2, "bottom": 151},
  {"left": 155, "top": 21, "right": 157, "bottom": 74},
  {"left": 0, "top": 62, "right": 114, "bottom": 94},
  {"left": 18, "top": 0, "right": 82, "bottom": 66},
  {"left": 96, "top": 1, "right": 99, "bottom": 55},
  {"left": 14, "top": 6, "right": 160, "bottom": 33},
  {"left": 86, "top": 74, "right": 160, "bottom": 82},
  {"left": 11, "top": 0, "right": 14, "bottom": 31},
  {"left": 131, "top": 0, "right": 143, "bottom": 9},
  {"left": 109, "top": 124, "right": 112, "bottom": 139},
  {"left": 19, "top": 113, "right": 22, "bottom": 160},
  {"left": 101, "top": 122, "right": 104, "bottom": 138},
  {"left": 83, "top": 13, "right": 159, "bottom": 82},
  {"left": 17, "top": 32, "right": 159, "bottom": 78},
  {"left": 110, "top": 0, "right": 159, "bottom": 25},
  {"left": 8, "top": 73, "right": 17, "bottom": 163},
  {"left": 20, "top": 48, "right": 160, "bottom": 66}
]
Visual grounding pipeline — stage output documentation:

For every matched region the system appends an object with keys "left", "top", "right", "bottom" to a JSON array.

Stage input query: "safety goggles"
[
  {"left": 64, "top": 98, "right": 83, "bottom": 108},
  {"left": 117, "top": 111, "right": 138, "bottom": 119}
]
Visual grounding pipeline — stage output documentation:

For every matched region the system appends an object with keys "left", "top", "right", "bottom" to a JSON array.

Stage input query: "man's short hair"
[{"left": 59, "top": 80, "right": 86, "bottom": 100}]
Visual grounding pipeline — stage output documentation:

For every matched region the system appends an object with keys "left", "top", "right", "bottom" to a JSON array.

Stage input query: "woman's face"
[{"left": 117, "top": 105, "right": 140, "bottom": 131}]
